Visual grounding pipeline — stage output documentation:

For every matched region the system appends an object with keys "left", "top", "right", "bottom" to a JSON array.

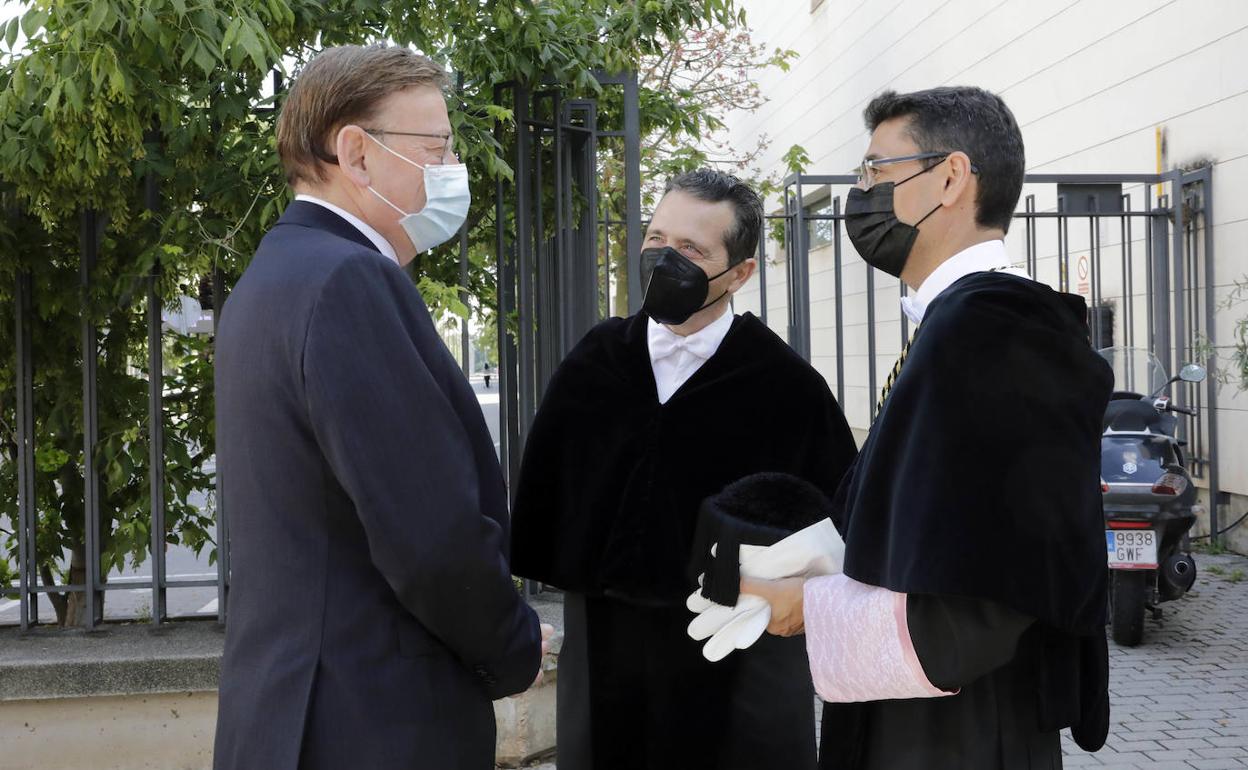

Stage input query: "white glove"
[{"left": 686, "top": 519, "right": 845, "bottom": 661}]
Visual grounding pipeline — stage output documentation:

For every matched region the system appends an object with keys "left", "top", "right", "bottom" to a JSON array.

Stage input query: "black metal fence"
[
  {"left": 6, "top": 74, "right": 1224, "bottom": 628},
  {"left": 742, "top": 168, "right": 1220, "bottom": 533},
  {"left": 491, "top": 73, "right": 642, "bottom": 487},
  {"left": 4, "top": 71, "right": 643, "bottom": 629}
]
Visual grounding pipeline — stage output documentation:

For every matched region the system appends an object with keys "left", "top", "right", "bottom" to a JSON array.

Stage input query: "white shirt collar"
[
  {"left": 900, "top": 239, "right": 1026, "bottom": 324},
  {"left": 295, "top": 194, "right": 399, "bottom": 264}
]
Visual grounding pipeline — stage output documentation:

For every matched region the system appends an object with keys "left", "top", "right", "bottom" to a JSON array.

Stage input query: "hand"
[
  {"left": 739, "top": 576, "right": 807, "bottom": 637},
  {"left": 531, "top": 623, "right": 556, "bottom": 689}
]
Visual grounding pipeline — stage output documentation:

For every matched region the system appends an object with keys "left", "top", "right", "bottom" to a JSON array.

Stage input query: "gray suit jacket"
[{"left": 212, "top": 201, "right": 540, "bottom": 770}]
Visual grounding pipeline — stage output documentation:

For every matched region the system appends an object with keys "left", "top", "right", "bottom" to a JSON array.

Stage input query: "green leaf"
[
  {"left": 181, "top": 38, "right": 199, "bottom": 68},
  {"left": 87, "top": 1, "right": 112, "bottom": 34},
  {"left": 193, "top": 37, "right": 218, "bottom": 76},
  {"left": 139, "top": 8, "right": 158, "bottom": 40},
  {"left": 237, "top": 19, "right": 268, "bottom": 74},
  {"left": 20, "top": 8, "right": 49, "bottom": 39},
  {"left": 5, "top": 19, "right": 18, "bottom": 50},
  {"left": 221, "top": 16, "right": 243, "bottom": 54},
  {"left": 63, "top": 78, "right": 84, "bottom": 111}
]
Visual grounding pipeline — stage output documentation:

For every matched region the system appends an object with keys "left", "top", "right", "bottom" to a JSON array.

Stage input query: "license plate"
[{"left": 1107, "top": 530, "right": 1158, "bottom": 568}]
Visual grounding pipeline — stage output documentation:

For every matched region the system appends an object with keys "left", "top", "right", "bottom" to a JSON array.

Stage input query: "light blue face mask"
[{"left": 366, "top": 133, "right": 471, "bottom": 253}]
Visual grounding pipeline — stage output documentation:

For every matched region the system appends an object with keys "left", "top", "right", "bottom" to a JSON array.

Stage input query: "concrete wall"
[
  {"left": 724, "top": 0, "right": 1248, "bottom": 544},
  {"left": 0, "top": 692, "right": 217, "bottom": 770},
  {"left": 0, "top": 688, "right": 555, "bottom": 770}
]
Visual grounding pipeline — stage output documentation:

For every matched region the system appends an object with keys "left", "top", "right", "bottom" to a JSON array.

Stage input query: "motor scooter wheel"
[{"left": 1110, "top": 570, "right": 1146, "bottom": 646}]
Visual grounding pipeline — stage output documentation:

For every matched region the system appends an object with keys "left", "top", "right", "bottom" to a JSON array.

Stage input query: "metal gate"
[
  {"left": 492, "top": 73, "right": 643, "bottom": 488},
  {"left": 754, "top": 168, "right": 1220, "bottom": 534}
]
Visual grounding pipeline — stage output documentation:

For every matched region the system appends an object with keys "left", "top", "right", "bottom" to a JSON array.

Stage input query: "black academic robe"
[
  {"left": 511, "top": 311, "right": 858, "bottom": 770},
  {"left": 820, "top": 271, "right": 1113, "bottom": 769}
]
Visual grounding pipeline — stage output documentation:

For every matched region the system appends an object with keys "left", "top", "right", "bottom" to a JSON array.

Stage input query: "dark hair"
[
  {"left": 863, "top": 86, "right": 1024, "bottom": 233},
  {"left": 277, "top": 44, "right": 449, "bottom": 186},
  {"left": 663, "top": 169, "right": 764, "bottom": 265}
]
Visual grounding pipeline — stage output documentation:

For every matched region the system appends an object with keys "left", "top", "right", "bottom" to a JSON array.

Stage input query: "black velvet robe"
[
  {"left": 821, "top": 272, "right": 1113, "bottom": 769},
  {"left": 511, "top": 311, "right": 858, "bottom": 770}
]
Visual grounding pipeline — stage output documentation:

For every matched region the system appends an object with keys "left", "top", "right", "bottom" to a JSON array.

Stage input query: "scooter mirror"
[{"left": 1179, "top": 364, "right": 1207, "bottom": 383}]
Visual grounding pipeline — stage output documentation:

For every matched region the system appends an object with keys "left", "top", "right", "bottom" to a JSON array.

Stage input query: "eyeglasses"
[
  {"left": 854, "top": 151, "right": 977, "bottom": 190},
  {"left": 364, "top": 129, "right": 454, "bottom": 164}
]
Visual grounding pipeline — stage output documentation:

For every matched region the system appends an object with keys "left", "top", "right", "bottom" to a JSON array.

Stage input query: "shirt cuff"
[{"left": 803, "top": 574, "right": 952, "bottom": 703}]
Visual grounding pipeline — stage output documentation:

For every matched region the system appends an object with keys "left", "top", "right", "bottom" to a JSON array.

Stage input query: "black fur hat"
[{"left": 689, "top": 472, "right": 835, "bottom": 607}]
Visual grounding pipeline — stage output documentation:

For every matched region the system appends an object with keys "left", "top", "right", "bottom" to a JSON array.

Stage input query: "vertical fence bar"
[
  {"left": 1057, "top": 196, "right": 1069, "bottom": 293},
  {"left": 15, "top": 268, "right": 37, "bottom": 629},
  {"left": 531, "top": 98, "right": 550, "bottom": 401},
  {"left": 494, "top": 84, "right": 520, "bottom": 488},
  {"left": 1025, "top": 195, "right": 1037, "bottom": 278},
  {"left": 80, "top": 210, "right": 101, "bottom": 629},
  {"left": 457, "top": 75, "right": 471, "bottom": 378},
  {"left": 212, "top": 267, "right": 229, "bottom": 623},
  {"left": 145, "top": 158, "right": 167, "bottom": 625},
  {"left": 623, "top": 73, "right": 642, "bottom": 315},
  {"left": 1196, "top": 168, "right": 1220, "bottom": 544},
  {"left": 899, "top": 281, "right": 909, "bottom": 347},
  {"left": 866, "top": 260, "right": 877, "bottom": 422},
  {"left": 1089, "top": 198, "right": 1102, "bottom": 348},
  {"left": 1170, "top": 174, "right": 1187, "bottom": 452},
  {"left": 514, "top": 86, "right": 536, "bottom": 441},
  {"left": 833, "top": 197, "right": 845, "bottom": 406},
  {"left": 1185, "top": 182, "right": 1202, "bottom": 476},
  {"left": 790, "top": 178, "right": 811, "bottom": 360},
  {"left": 1122, "top": 195, "right": 1133, "bottom": 349},
  {"left": 601, "top": 205, "right": 612, "bottom": 318},
  {"left": 1145, "top": 185, "right": 1155, "bottom": 353},
  {"left": 147, "top": 264, "right": 167, "bottom": 625},
  {"left": 1151, "top": 194, "right": 1172, "bottom": 390},
  {"left": 756, "top": 236, "right": 767, "bottom": 326}
]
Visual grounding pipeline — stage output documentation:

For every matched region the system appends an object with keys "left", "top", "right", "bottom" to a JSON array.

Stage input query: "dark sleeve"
[
  {"left": 907, "top": 593, "right": 1035, "bottom": 692},
  {"left": 303, "top": 256, "right": 539, "bottom": 699}
]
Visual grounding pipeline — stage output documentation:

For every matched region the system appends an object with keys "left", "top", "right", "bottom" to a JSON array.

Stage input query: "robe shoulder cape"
[
  {"left": 511, "top": 311, "right": 858, "bottom": 605},
  {"left": 831, "top": 271, "right": 1113, "bottom": 752}
]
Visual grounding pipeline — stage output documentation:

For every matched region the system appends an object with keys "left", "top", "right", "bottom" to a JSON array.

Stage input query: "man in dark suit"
[{"left": 213, "top": 44, "right": 547, "bottom": 770}]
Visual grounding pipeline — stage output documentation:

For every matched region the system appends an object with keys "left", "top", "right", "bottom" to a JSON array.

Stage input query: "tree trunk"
[
  {"left": 59, "top": 543, "right": 104, "bottom": 627},
  {"left": 41, "top": 564, "right": 67, "bottom": 626}
]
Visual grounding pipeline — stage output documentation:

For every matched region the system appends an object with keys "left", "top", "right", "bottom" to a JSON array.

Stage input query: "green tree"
[{"left": 0, "top": 0, "right": 750, "bottom": 626}]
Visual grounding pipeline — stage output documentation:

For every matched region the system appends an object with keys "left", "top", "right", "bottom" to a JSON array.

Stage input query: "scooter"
[{"left": 1098, "top": 346, "right": 1207, "bottom": 647}]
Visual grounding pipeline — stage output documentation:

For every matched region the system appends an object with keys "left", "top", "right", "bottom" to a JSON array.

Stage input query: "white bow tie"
[{"left": 650, "top": 327, "right": 718, "bottom": 362}]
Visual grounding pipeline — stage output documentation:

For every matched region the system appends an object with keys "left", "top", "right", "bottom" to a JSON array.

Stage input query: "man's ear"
[
  {"left": 727, "top": 257, "right": 757, "bottom": 293},
  {"left": 940, "top": 151, "right": 975, "bottom": 208},
  {"left": 335, "top": 125, "right": 371, "bottom": 188}
]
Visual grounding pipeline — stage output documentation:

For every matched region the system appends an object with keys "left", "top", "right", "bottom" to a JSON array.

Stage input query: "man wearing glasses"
[
  {"left": 213, "top": 44, "right": 549, "bottom": 770},
  {"left": 742, "top": 87, "right": 1113, "bottom": 768}
]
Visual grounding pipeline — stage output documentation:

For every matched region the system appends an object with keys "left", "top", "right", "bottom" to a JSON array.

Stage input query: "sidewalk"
[{"left": 1063, "top": 549, "right": 1248, "bottom": 769}]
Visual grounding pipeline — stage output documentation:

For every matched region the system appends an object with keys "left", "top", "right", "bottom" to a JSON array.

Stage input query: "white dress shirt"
[
  {"left": 899, "top": 239, "right": 1030, "bottom": 325},
  {"left": 647, "top": 309, "right": 735, "bottom": 404},
  {"left": 295, "top": 194, "right": 399, "bottom": 265}
]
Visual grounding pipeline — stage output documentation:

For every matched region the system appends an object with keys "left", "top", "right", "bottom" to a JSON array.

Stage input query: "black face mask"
[
  {"left": 844, "top": 163, "right": 943, "bottom": 278},
  {"left": 640, "top": 246, "right": 733, "bottom": 325}
]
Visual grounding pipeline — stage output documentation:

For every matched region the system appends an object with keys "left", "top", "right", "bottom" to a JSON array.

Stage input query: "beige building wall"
[{"left": 726, "top": 0, "right": 1248, "bottom": 519}]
